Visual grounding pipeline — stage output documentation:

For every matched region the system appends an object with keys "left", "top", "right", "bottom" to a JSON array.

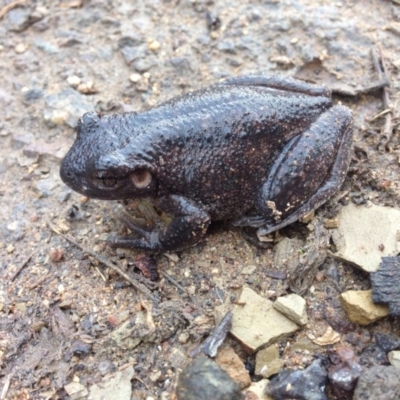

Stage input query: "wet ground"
[{"left": 1, "top": 0, "right": 400, "bottom": 399}]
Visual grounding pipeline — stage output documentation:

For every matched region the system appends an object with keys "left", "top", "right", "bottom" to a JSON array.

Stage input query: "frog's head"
[{"left": 60, "top": 112, "right": 157, "bottom": 200}]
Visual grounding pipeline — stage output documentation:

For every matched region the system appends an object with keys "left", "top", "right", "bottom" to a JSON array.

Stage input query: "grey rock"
[
  {"left": 6, "top": 7, "right": 32, "bottom": 32},
  {"left": 98, "top": 360, "right": 116, "bottom": 376},
  {"left": 44, "top": 88, "right": 95, "bottom": 128},
  {"left": 266, "top": 359, "right": 328, "bottom": 400},
  {"left": 34, "top": 39, "right": 59, "bottom": 54},
  {"left": 55, "top": 29, "right": 86, "bottom": 47},
  {"left": 120, "top": 45, "right": 146, "bottom": 65},
  {"left": 118, "top": 36, "right": 143, "bottom": 48},
  {"left": 133, "top": 56, "right": 158, "bottom": 72},
  {"left": 360, "top": 333, "right": 400, "bottom": 368},
  {"left": 217, "top": 40, "right": 236, "bottom": 54},
  {"left": 170, "top": 57, "right": 192, "bottom": 72},
  {"left": 23, "top": 88, "right": 44, "bottom": 104},
  {"left": 353, "top": 365, "right": 400, "bottom": 400},
  {"left": 176, "top": 357, "right": 244, "bottom": 400},
  {"left": 371, "top": 257, "right": 400, "bottom": 317}
]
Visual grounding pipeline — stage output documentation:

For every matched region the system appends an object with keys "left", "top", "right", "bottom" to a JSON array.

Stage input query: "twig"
[
  {"left": 331, "top": 78, "right": 389, "bottom": 97},
  {"left": 48, "top": 223, "right": 157, "bottom": 303},
  {"left": 94, "top": 266, "right": 107, "bottom": 282},
  {"left": 0, "top": 374, "right": 12, "bottom": 400},
  {"left": 27, "top": 273, "right": 52, "bottom": 290},
  {"left": 10, "top": 254, "right": 32, "bottom": 282},
  {"left": 0, "top": 0, "right": 28, "bottom": 20},
  {"left": 368, "top": 108, "right": 392, "bottom": 122},
  {"left": 371, "top": 48, "right": 393, "bottom": 151},
  {"left": 159, "top": 270, "right": 188, "bottom": 294}
]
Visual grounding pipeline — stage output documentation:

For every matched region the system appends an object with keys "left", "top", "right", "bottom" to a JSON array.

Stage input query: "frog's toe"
[
  {"left": 107, "top": 232, "right": 162, "bottom": 251},
  {"left": 231, "top": 214, "right": 268, "bottom": 228}
]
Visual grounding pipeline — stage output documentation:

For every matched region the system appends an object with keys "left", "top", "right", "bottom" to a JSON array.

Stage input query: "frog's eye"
[{"left": 132, "top": 169, "right": 152, "bottom": 188}]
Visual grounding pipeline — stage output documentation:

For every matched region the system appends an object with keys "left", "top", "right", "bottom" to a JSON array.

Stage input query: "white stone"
[
  {"left": 244, "top": 379, "right": 273, "bottom": 399},
  {"left": 332, "top": 203, "right": 400, "bottom": 272},
  {"left": 388, "top": 351, "right": 400, "bottom": 368},
  {"left": 230, "top": 287, "right": 299, "bottom": 353},
  {"left": 274, "top": 294, "right": 307, "bottom": 325},
  {"left": 88, "top": 367, "right": 135, "bottom": 400}
]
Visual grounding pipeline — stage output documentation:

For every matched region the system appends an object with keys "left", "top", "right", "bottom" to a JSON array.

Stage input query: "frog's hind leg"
[
  {"left": 220, "top": 75, "right": 330, "bottom": 97},
  {"left": 236, "top": 105, "right": 353, "bottom": 235}
]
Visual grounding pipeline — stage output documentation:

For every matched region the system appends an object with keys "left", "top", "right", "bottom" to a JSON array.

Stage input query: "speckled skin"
[{"left": 60, "top": 75, "right": 353, "bottom": 252}]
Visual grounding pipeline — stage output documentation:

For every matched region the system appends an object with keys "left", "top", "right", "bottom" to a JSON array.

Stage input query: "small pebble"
[
  {"left": 15, "top": 43, "right": 28, "bottom": 53},
  {"left": 129, "top": 73, "right": 142, "bottom": 83},
  {"left": 315, "top": 271, "right": 325, "bottom": 282},
  {"left": 77, "top": 80, "right": 97, "bottom": 94},
  {"left": 178, "top": 331, "right": 190, "bottom": 344},
  {"left": 148, "top": 40, "right": 161, "bottom": 51},
  {"left": 67, "top": 75, "right": 81, "bottom": 87},
  {"left": 6, "top": 244, "right": 15, "bottom": 254},
  {"left": 149, "top": 370, "right": 162, "bottom": 382},
  {"left": 50, "top": 248, "right": 64, "bottom": 262},
  {"left": 98, "top": 360, "right": 116, "bottom": 376}
]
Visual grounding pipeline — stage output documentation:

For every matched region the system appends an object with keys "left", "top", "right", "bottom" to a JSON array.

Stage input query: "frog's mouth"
[{"left": 93, "top": 170, "right": 127, "bottom": 191}]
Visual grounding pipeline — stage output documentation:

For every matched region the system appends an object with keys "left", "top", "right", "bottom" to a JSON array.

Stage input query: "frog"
[{"left": 60, "top": 75, "right": 353, "bottom": 252}]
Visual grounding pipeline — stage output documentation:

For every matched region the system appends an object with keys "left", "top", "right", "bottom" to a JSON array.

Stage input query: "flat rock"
[
  {"left": 216, "top": 345, "right": 251, "bottom": 389},
  {"left": 353, "top": 365, "right": 400, "bottom": 400},
  {"left": 64, "top": 382, "right": 88, "bottom": 399},
  {"left": 255, "top": 345, "right": 284, "bottom": 378},
  {"left": 88, "top": 366, "right": 135, "bottom": 400},
  {"left": 388, "top": 351, "right": 400, "bottom": 368},
  {"left": 230, "top": 287, "right": 299, "bottom": 353},
  {"left": 274, "top": 294, "right": 308, "bottom": 325},
  {"left": 273, "top": 237, "right": 303, "bottom": 271},
  {"left": 331, "top": 203, "right": 400, "bottom": 272},
  {"left": 340, "top": 289, "right": 389, "bottom": 325},
  {"left": 244, "top": 379, "right": 273, "bottom": 400},
  {"left": 371, "top": 257, "right": 400, "bottom": 316},
  {"left": 313, "top": 326, "right": 341, "bottom": 346}
]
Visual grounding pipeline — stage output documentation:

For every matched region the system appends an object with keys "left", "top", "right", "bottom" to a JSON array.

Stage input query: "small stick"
[
  {"left": 94, "top": 266, "right": 107, "bottom": 282},
  {"left": 368, "top": 108, "right": 392, "bottom": 123},
  {"left": 371, "top": 48, "right": 393, "bottom": 151},
  {"left": 0, "top": 374, "right": 12, "bottom": 400},
  {"left": 0, "top": 0, "right": 27, "bottom": 20},
  {"left": 331, "top": 78, "right": 389, "bottom": 97},
  {"left": 159, "top": 270, "right": 188, "bottom": 294},
  {"left": 48, "top": 223, "right": 157, "bottom": 303},
  {"left": 27, "top": 273, "right": 52, "bottom": 290},
  {"left": 10, "top": 254, "right": 32, "bottom": 282}
]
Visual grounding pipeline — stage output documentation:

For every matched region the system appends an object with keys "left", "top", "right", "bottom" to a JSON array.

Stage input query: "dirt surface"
[{"left": 1, "top": 0, "right": 400, "bottom": 399}]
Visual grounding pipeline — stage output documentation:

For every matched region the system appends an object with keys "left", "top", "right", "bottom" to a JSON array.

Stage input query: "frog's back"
[{"left": 116, "top": 84, "right": 332, "bottom": 219}]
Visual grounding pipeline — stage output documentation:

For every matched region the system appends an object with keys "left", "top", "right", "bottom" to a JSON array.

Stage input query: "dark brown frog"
[{"left": 60, "top": 75, "right": 353, "bottom": 252}]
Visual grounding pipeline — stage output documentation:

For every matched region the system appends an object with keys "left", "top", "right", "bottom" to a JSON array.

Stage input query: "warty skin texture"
[{"left": 60, "top": 76, "right": 353, "bottom": 252}]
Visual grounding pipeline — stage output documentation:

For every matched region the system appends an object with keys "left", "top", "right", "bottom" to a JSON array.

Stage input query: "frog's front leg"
[
  {"left": 107, "top": 195, "right": 211, "bottom": 252},
  {"left": 234, "top": 105, "right": 353, "bottom": 235}
]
